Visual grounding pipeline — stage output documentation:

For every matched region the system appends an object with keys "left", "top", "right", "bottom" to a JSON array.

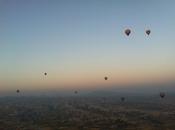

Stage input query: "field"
[{"left": 0, "top": 95, "right": 175, "bottom": 130}]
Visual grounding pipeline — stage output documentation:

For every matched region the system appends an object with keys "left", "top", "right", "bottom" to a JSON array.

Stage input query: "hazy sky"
[{"left": 0, "top": 0, "right": 175, "bottom": 94}]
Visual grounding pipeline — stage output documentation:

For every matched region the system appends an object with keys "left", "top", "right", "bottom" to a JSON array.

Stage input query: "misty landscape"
[{"left": 0, "top": 92, "right": 175, "bottom": 130}]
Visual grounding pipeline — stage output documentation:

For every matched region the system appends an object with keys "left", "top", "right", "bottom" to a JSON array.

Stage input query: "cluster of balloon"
[
  {"left": 104, "top": 77, "right": 108, "bottom": 80},
  {"left": 124, "top": 29, "right": 151, "bottom": 36},
  {"left": 121, "top": 97, "right": 125, "bottom": 102},
  {"left": 125, "top": 29, "right": 131, "bottom": 36},
  {"left": 160, "top": 92, "right": 165, "bottom": 99}
]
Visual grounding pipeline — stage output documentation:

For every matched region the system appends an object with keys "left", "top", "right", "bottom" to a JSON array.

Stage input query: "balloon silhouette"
[
  {"left": 160, "top": 92, "right": 165, "bottom": 99},
  {"left": 146, "top": 29, "right": 151, "bottom": 35},
  {"left": 16, "top": 89, "right": 20, "bottom": 93},
  {"left": 121, "top": 97, "right": 125, "bottom": 102},
  {"left": 125, "top": 29, "right": 131, "bottom": 36},
  {"left": 104, "top": 77, "right": 108, "bottom": 80}
]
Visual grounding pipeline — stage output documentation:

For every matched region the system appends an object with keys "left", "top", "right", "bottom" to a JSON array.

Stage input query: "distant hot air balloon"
[
  {"left": 160, "top": 92, "right": 165, "bottom": 99},
  {"left": 146, "top": 29, "right": 151, "bottom": 35},
  {"left": 121, "top": 97, "right": 125, "bottom": 102},
  {"left": 44, "top": 73, "right": 47, "bottom": 76},
  {"left": 16, "top": 90, "right": 20, "bottom": 93},
  {"left": 125, "top": 29, "right": 131, "bottom": 36},
  {"left": 104, "top": 77, "right": 108, "bottom": 80}
]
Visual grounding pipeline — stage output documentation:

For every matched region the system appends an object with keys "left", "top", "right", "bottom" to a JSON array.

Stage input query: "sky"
[{"left": 0, "top": 0, "right": 175, "bottom": 95}]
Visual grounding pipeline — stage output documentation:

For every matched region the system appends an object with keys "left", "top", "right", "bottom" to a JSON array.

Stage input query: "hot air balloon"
[
  {"left": 44, "top": 72, "right": 47, "bottom": 76},
  {"left": 16, "top": 90, "right": 20, "bottom": 93},
  {"left": 160, "top": 92, "right": 165, "bottom": 99},
  {"left": 104, "top": 77, "right": 108, "bottom": 80},
  {"left": 125, "top": 29, "right": 131, "bottom": 36},
  {"left": 121, "top": 97, "right": 125, "bottom": 102},
  {"left": 146, "top": 29, "right": 151, "bottom": 35}
]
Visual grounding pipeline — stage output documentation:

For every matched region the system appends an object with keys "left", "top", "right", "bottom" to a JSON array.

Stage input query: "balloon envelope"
[
  {"left": 121, "top": 97, "right": 125, "bottom": 102},
  {"left": 125, "top": 29, "right": 131, "bottom": 36},
  {"left": 146, "top": 30, "right": 151, "bottom": 35},
  {"left": 160, "top": 92, "right": 165, "bottom": 98},
  {"left": 104, "top": 77, "right": 108, "bottom": 80}
]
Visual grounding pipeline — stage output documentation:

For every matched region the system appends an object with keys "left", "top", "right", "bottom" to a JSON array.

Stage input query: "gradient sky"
[{"left": 0, "top": 0, "right": 175, "bottom": 94}]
